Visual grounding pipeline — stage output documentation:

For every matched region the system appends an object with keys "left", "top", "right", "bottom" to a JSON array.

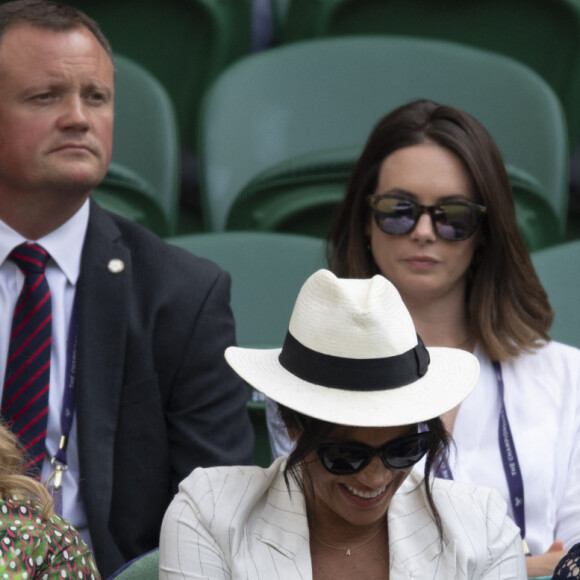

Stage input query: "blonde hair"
[{"left": 0, "top": 422, "right": 53, "bottom": 519}]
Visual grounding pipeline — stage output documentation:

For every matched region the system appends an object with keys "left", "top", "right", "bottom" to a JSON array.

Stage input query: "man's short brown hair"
[{"left": 0, "top": 0, "right": 112, "bottom": 60}]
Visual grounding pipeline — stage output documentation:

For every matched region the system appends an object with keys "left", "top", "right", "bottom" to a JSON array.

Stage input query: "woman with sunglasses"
[
  {"left": 160, "top": 269, "right": 525, "bottom": 579},
  {"left": 319, "top": 99, "right": 579, "bottom": 577}
]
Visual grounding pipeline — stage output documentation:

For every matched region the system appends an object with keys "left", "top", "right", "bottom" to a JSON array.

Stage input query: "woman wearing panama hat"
[{"left": 160, "top": 269, "right": 525, "bottom": 579}]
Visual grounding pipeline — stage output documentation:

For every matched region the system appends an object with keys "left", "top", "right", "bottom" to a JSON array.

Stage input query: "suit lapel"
[{"left": 75, "top": 201, "right": 130, "bottom": 538}]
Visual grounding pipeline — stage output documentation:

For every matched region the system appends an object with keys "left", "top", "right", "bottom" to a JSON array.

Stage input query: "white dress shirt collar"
[{"left": 0, "top": 199, "right": 90, "bottom": 282}]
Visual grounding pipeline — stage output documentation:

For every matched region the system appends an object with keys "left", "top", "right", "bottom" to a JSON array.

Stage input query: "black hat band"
[{"left": 278, "top": 332, "right": 430, "bottom": 391}]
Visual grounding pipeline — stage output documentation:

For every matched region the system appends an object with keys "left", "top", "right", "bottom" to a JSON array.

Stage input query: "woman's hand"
[{"left": 525, "top": 540, "right": 567, "bottom": 578}]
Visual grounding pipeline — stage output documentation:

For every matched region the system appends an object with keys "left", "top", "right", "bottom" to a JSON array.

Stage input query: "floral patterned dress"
[{"left": 0, "top": 494, "right": 100, "bottom": 579}]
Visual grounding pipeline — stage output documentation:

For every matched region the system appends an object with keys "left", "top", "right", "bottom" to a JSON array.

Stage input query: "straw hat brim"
[{"left": 226, "top": 345, "right": 479, "bottom": 426}]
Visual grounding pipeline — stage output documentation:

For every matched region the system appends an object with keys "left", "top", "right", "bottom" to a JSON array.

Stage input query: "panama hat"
[{"left": 226, "top": 269, "right": 479, "bottom": 426}]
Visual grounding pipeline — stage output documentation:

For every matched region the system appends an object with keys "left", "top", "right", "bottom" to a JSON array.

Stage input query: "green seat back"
[
  {"left": 66, "top": 0, "right": 252, "bottom": 152},
  {"left": 270, "top": 0, "right": 291, "bottom": 37},
  {"left": 108, "top": 548, "right": 158, "bottom": 580},
  {"left": 508, "top": 165, "right": 562, "bottom": 251},
  {"left": 227, "top": 146, "right": 561, "bottom": 252},
  {"left": 199, "top": 37, "right": 568, "bottom": 236},
  {"left": 167, "top": 231, "right": 327, "bottom": 347},
  {"left": 531, "top": 240, "right": 580, "bottom": 348},
  {"left": 227, "top": 147, "right": 354, "bottom": 237},
  {"left": 107, "top": 54, "right": 180, "bottom": 235},
  {"left": 92, "top": 162, "right": 169, "bottom": 236},
  {"left": 281, "top": 0, "right": 580, "bottom": 146}
]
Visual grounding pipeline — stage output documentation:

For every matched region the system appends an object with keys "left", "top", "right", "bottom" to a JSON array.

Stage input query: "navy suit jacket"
[{"left": 74, "top": 201, "right": 254, "bottom": 576}]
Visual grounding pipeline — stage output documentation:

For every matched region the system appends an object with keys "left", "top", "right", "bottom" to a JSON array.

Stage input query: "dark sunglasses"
[
  {"left": 368, "top": 194, "right": 487, "bottom": 241},
  {"left": 316, "top": 431, "right": 433, "bottom": 475}
]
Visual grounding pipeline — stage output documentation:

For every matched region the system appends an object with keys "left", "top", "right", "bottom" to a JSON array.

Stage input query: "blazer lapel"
[
  {"left": 75, "top": 201, "right": 130, "bottom": 541},
  {"left": 254, "top": 469, "right": 313, "bottom": 578},
  {"left": 388, "top": 470, "right": 457, "bottom": 579}
]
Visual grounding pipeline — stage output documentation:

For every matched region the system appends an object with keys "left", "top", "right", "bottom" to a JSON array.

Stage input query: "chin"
[
  {"left": 49, "top": 167, "right": 108, "bottom": 194},
  {"left": 48, "top": 179, "right": 102, "bottom": 198}
]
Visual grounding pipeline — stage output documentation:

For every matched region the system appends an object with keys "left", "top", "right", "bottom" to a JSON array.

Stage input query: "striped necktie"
[{"left": 2, "top": 243, "right": 52, "bottom": 476}]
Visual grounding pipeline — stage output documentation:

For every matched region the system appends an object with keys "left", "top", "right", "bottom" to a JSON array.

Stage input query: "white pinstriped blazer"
[{"left": 160, "top": 457, "right": 526, "bottom": 579}]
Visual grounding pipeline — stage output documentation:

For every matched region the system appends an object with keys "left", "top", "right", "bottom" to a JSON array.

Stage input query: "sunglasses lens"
[
  {"left": 318, "top": 444, "right": 370, "bottom": 475},
  {"left": 382, "top": 433, "right": 431, "bottom": 468},
  {"left": 372, "top": 197, "right": 418, "bottom": 235},
  {"left": 317, "top": 433, "right": 433, "bottom": 475},
  {"left": 433, "top": 204, "right": 478, "bottom": 241},
  {"left": 370, "top": 195, "right": 483, "bottom": 241}
]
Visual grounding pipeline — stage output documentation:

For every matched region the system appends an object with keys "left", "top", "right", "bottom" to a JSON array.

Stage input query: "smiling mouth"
[{"left": 343, "top": 483, "right": 387, "bottom": 499}]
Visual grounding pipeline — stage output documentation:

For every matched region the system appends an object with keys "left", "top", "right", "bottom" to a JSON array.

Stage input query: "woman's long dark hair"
[{"left": 328, "top": 99, "right": 553, "bottom": 361}]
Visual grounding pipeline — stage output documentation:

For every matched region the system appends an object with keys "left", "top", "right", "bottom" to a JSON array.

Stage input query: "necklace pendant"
[{"left": 346, "top": 549, "right": 351, "bottom": 556}]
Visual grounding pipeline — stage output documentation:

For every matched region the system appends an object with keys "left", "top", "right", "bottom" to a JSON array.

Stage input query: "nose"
[
  {"left": 356, "top": 455, "right": 394, "bottom": 488},
  {"left": 410, "top": 210, "right": 437, "bottom": 243},
  {"left": 58, "top": 95, "right": 90, "bottom": 131}
]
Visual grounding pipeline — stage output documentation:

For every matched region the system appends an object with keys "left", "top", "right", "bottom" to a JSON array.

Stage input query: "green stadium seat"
[
  {"left": 92, "top": 55, "right": 180, "bottom": 235},
  {"left": 226, "top": 144, "right": 561, "bottom": 252},
  {"left": 92, "top": 162, "right": 170, "bottom": 236},
  {"left": 531, "top": 239, "right": 580, "bottom": 349},
  {"left": 167, "top": 231, "right": 326, "bottom": 346},
  {"left": 66, "top": 0, "right": 253, "bottom": 153},
  {"left": 112, "top": 54, "right": 180, "bottom": 234},
  {"left": 280, "top": 0, "right": 580, "bottom": 147},
  {"left": 199, "top": 36, "right": 569, "bottom": 241},
  {"left": 107, "top": 548, "right": 158, "bottom": 580}
]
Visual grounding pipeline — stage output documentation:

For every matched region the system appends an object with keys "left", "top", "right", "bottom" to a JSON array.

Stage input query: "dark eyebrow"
[{"left": 377, "top": 188, "right": 415, "bottom": 198}]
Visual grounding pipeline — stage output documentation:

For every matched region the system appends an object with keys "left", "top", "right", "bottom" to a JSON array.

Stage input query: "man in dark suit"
[{"left": 0, "top": 1, "right": 254, "bottom": 576}]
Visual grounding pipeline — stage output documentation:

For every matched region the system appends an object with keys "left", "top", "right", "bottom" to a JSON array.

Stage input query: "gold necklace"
[{"left": 310, "top": 522, "right": 386, "bottom": 556}]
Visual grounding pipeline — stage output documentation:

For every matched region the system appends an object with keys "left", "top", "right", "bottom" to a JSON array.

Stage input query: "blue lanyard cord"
[
  {"left": 49, "top": 297, "right": 78, "bottom": 492},
  {"left": 433, "top": 361, "right": 528, "bottom": 551},
  {"left": 492, "top": 361, "right": 526, "bottom": 542}
]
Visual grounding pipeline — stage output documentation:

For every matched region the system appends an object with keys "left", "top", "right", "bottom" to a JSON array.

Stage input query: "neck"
[
  {"left": 0, "top": 189, "right": 89, "bottom": 239},
  {"left": 307, "top": 493, "right": 388, "bottom": 548},
  {"left": 401, "top": 292, "right": 471, "bottom": 350},
  {"left": 309, "top": 518, "right": 387, "bottom": 553}
]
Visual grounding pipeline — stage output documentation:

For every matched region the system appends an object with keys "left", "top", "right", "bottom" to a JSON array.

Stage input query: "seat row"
[
  {"left": 65, "top": 0, "right": 580, "bottom": 150},
  {"left": 102, "top": 36, "right": 568, "bottom": 251}
]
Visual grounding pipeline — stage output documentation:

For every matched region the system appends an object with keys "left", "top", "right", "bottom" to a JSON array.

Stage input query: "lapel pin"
[{"left": 107, "top": 258, "right": 125, "bottom": 274}]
